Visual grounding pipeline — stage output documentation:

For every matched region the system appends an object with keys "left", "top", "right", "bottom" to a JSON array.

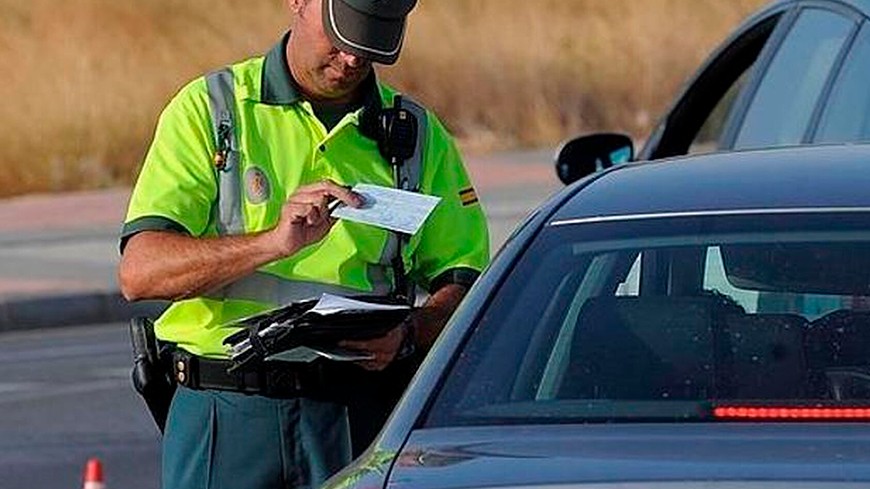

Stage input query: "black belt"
[{"left": 171, "top": 350, "right": 329, "bottom": 399}]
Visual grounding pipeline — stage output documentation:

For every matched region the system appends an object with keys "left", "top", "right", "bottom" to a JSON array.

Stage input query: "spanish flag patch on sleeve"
[{"left": 459, "top": 187, "right": 479, "bottom": 206}]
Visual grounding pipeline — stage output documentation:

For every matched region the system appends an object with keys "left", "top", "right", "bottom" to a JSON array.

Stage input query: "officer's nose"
[{"left": 338, "top": 50, "right": 365, "bottom": 69}]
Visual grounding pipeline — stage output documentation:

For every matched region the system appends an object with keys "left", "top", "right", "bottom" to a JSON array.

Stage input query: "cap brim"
[{"left": 323, "top": 0, "right": 406, "bottom": 65}]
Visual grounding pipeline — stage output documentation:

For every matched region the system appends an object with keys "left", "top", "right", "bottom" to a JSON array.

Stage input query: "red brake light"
[{"left": 714, "top": 406, "right": 870, "bottom": 420}]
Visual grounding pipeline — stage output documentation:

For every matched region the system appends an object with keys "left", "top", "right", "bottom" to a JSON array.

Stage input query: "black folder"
[{"left": 223, "top": 294, "right": 412, "bottom": 372}]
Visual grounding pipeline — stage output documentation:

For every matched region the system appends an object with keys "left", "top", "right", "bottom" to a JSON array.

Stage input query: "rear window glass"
[{"left": 425, "top": 212, "right": 870, "bottom": 427}]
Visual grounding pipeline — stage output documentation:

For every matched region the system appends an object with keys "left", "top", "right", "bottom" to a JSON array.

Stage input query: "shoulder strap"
[
  {"left": 389, "top": 94, "right": 429, "bottom": 303},
  {"left": 206, "top": 67, "right": 245, "bottom": 236}
]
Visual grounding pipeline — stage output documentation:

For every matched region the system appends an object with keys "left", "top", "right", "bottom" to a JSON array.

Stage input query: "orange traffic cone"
[{"left": 82, "top": 458, "right": 105, "bottom": 489}]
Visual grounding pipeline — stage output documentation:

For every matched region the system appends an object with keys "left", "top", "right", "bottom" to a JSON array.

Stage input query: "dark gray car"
[
  {"left": 324, "top": 144, "right": 870, "bottom": 489},
  {"left": 323, "top": 0, "right": 870, "bottom": 486}
]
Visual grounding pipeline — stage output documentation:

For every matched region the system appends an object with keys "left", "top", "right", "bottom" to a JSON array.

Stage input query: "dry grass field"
[{"left": 0, "top": 0, "right": 764, "bottom": 197}]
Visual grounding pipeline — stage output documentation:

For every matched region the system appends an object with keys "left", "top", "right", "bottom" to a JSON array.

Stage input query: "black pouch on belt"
[{"left": 129, "top": 317, "right": 176, "bottom": 433}]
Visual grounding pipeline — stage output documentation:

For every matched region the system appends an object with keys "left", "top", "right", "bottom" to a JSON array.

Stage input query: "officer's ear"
[{"left": 288, "top": 0, "right": 308, "bottom": 17}]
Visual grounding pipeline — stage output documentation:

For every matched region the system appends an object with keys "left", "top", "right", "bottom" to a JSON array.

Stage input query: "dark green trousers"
[{"left": 162, "top": 387, "right": 351, "bottom": 489}]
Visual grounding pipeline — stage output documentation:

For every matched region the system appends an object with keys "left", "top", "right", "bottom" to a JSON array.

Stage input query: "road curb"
[{"left": 0, "top": 292, "right": 168, "bottom": 333}]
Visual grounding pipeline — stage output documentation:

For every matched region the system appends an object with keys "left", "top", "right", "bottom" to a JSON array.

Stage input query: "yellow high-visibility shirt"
[{"left": 122, "top": 36, "right": 489, "bottom": 358}]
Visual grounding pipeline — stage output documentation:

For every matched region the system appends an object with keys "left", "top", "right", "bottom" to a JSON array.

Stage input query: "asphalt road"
[{"left": 0, "top": 323, "right": 160, "bottom": 489}]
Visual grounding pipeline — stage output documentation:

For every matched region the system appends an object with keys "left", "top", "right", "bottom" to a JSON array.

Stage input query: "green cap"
[{"left": 322, "top": 0, "right": 418, "bottom": 65}]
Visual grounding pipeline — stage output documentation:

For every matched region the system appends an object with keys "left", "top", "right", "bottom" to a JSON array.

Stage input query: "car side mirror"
[{"left": 555, "top": 133, "right": 634, "bottom": 185}]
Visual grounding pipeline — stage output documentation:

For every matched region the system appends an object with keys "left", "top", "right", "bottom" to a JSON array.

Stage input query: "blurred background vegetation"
[{"left": 0, "top": 0, "right": 765, "bottom": 198}]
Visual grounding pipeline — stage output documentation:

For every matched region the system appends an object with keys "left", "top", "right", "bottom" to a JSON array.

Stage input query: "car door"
[
  {"left": 727, "top": 5, "right": 862, "bottom": 150},
  {"left": 641, "top": 1, "right": 865, "bottom": 160}
]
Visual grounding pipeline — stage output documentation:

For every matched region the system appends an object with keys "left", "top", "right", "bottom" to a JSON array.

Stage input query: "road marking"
[
  {"left": 0, "top": 343, "right": 126, "bottom": 363},
  {"left": 0, "top": 382, "right": 41, "bottom": 394},
  {"left": 0, "top": 378, "right": 128, "bottom": 405}
]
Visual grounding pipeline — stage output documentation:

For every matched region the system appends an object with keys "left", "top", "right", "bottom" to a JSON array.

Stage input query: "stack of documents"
[{"left": 224, "top": 294, "right": 412, "bottom": 369}]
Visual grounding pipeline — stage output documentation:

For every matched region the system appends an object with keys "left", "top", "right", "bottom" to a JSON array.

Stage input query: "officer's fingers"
[
  {"left": 289, "top": 192, "right": 344, "bottom": 224},
  {"left": 359, "top": 357, "right": 387, "bottom": 371},
  {"left": 338, "top": 338, "right": 369, "bottom": 351},
  {"left": 333, "top": 341, "right": 381, "bottom": 371},
  {"left": 341, "top": 336, "right": 390, "bottom": 354},
  {"left": 373, "top": 327, "right": 404, "bottom": 353},
  {"left": 303, "top": 201, "right": 323, "bottom": 224},
  {"left": 341, "top": 332, "right": 400, "bottom": 365},
  {"left": 284, "top": 203, "right": 329, "bottom": 231},
  {"left": 286, "top": 191, "right": 330, "bottom": 209},
  {"left": 308, "top": 207, "right": 336, "bottom": 228},
  {"left": 284, "top": 202, "right": 312, "bottom": 223},
  {"left": 314, "top": 181, "right": 364, "bottom": 208},
  {"left": 358, "top": 361, "right": 377, "bottom": 371},
  {"left": 339, "top": 341, "right": 389, "bottom": 369}
]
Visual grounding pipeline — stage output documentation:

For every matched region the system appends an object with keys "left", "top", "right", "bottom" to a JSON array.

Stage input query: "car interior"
[
  {"left": 558, "top": 295, "right": 815, "bottom": 401},
  {"left": 552, "top": 242, "right": 870, "bottom": 404}
]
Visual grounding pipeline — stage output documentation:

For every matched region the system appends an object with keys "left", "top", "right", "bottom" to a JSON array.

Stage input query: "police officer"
[{"left": 118, "top": 0, "right": 489, "bottom": 487}]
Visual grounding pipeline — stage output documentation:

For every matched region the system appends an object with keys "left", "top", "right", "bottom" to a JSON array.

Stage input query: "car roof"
[
  {"left": 552, "top": 144, "right": 870, "bottom": 223},
  {"left": 770, "top": 0, "right": 870, "bottom": 15}
]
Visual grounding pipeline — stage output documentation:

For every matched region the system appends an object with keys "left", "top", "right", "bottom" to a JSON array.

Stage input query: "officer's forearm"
[
  {"left": 411, "top": 283, "right": 468, "bottom": 351},
  {"left": 119, "top": 230, "right": 285, "bottom": 302}
]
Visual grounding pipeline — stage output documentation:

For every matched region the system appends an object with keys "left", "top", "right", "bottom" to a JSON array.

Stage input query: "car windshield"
[{"left": 425, "top": 211, "right": 870, "bottom": 427}]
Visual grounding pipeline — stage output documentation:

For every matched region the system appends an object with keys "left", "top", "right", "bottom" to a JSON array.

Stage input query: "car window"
[
  {"left": 425, "top": 213, "right": 870, "bottom": 427},
  {"left": 645, "top": 14, "right": 782, "bottom": 160},
  {"left": 689, "top": 71, "right": 750, "bottom": 155},
  {"left": 734, "top": 9, "right": 854, "bottom": 149},
  {"left": 815, "top": 25, "right": 870, "bottom": 143}
]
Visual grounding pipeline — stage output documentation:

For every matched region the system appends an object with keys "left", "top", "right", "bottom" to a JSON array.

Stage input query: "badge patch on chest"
[{"left": 244, "top": 166, "right": 271, "bottom": 204}]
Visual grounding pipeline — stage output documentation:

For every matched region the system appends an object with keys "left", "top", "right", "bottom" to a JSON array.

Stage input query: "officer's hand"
[
  {"left": 339, "top": 325, "right": 406, "bottom": 371},
  {"left": 271, "top": 181, "right": 363, "bottom": 257}
]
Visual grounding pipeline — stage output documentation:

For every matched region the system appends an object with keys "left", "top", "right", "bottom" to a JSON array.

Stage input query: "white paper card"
[
  {"left": 266, "top": 346, "right": 375, "bottom": 363},
  {"left": 331, "top": 184, "right": 441, "bottom": 235}
]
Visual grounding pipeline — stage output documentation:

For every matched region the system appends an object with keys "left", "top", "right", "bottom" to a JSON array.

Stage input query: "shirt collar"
[
  {"left": 261, "top": 32, "right": 301, "bottom": 105},
  {"left": 260, "top": 31, "right": 384, "bottom": 114}
]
